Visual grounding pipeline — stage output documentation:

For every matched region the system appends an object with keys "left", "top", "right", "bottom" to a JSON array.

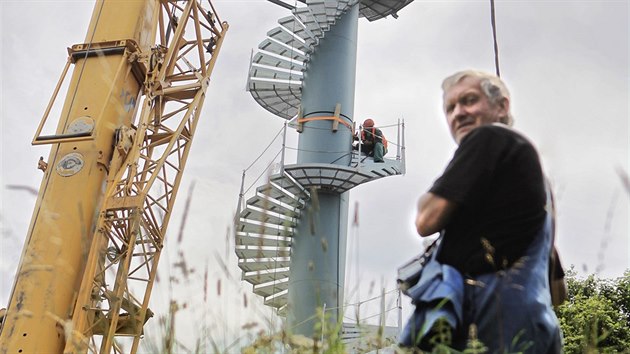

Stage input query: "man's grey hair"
[{"left": 442, "top": 70, "right": 514, "bottom": 126}]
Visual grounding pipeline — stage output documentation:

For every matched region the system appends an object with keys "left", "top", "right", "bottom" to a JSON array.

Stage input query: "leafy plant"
[{"left": 555, "top": 267, "right": 630, "bottom": 353}]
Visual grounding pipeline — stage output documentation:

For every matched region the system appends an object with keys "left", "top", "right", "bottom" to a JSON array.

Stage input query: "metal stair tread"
[
  {"left": 240, "top": 206, "right": 297, "bottom": 227},
  {"left": 247, "top": 85, "right": 301, "bottom": 119},
  {"left": 269, "top": 173, "right": 311, "bottom": 199},
  {"left": 310, "top": 13, "right": 334, "bottom": 28},
  {"left": 277, "top": 304, "right": 288, "bottom": 316},
  {"left": 258, "top": 38, "right": 308, "bottom": 61},
  {"left": 235, "top": 246, "right": 291, "bottom": 259},
  {"left": 247, "top": 98, "right": 300, "bottom": 120},
  {"left": 236, "top": 232, "right": 292, "bottom": 248},
  {"left": 248, "top": 88, "right": 301, "bottom": 109},
  {"left": 248, "top": 87, "right": 301, "bottom": 101},
  {"left": 239, "top": 258, "right": 291, "bottom": 273},
  {"left": 254, "top": 50, "right": 306, "bottom": 68},
  {"left": 336, "top": 0, "right": 352, "bottom": 10},
  {"left": 243, "top": 268, "right": 290, "bottom": 285},
  {"left": 252, "top": 51, "right": 304, "bottom": 71},
  {"left": 257, "top": 183, "right": 305, "bottom": 208},
  {"left": 246, "top": 194, "right": 300, "bottom": 218},
  {"left": 304, "top": 1, "right": 339, "bottom": 26},
  {"left": 253, "top": 278, "right": 289, "bottom": 298},
  {"left": 286, "top": 12, "right": 325, "bottom": 38},
  {"left": 248, "top": 77, "right": 301, "bottom": 90},
  {"left": 248, "top": 87, "right": 301, "bottom": 107},
  {"left": 306, "top": 0, "right": 340, "bottom": 17},
  {"left": 278, "top": 16, "right": 318, "bottom": 44},
  {"left": 250, "top": 67, "right": 303, "bottom": 82},
  {"left": 264, "top": 290, "right": 288, "bottom": 308},
  {"left": 267, "top": 27, "right": 312, "bottom": 53},
  {"left": 237, "top": 218, "right": 294, "bottom": 236},
  {"left": 293, "top": 8, "right": 328, "bottom": 35},
  {"left": 268, "top": 180, "right": 305, "bottom": 206}
]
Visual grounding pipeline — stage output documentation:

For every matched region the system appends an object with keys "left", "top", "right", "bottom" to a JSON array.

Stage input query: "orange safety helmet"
[{"left": 360, "top": 119, "right": 387, "bottom": 149}]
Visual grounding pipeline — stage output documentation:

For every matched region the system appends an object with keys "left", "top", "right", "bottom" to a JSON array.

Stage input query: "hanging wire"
[
  {"left": 243, "top": 149, "right": 283, "bottom": 194},
  {"left": 349, "top": 306, "right": 399, "bottom": 322},
  {"left": 284, "top": 146, "right": 349, "bottom": 154},
  {"left": 287, "top": 287, "right": 399, "bottom": 330},
  {"left": 322, "top": 288, "right": 399, "bottom": 312},
  {"left": 330, "top": 152, "right": 353, "bottom": 164},
  {"left": 243, "top": 124, "right": 285, "bottom": 173},
  {"left": 373, "top": 123, "right": 399, "bottom": 129},
  {"left": 490, "top": 0, "right": 501, "bottom": 77}
]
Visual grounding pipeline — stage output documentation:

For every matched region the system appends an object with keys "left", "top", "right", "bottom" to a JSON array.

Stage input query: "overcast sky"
[{"left": 1, "top": 0, "right": 628, "bottom": 349}]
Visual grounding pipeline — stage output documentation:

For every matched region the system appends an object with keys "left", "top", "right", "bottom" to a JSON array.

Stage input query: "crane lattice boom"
[{"left": 0, "top": 1, "right": 227, "bottom": 353}]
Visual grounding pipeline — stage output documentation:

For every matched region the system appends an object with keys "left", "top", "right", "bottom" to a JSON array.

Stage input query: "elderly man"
[{"left": 413, "top": 70, "right": 562, "bottom": 352}]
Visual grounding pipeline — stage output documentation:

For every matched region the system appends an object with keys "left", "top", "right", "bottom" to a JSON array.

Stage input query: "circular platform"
[{"left": 359, "top": 0, "right": 415, "bottom": 21}]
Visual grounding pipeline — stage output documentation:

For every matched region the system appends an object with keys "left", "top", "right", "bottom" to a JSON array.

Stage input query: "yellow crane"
[{"left": 0, "top": 1, "right": 227, "bottom": 352}]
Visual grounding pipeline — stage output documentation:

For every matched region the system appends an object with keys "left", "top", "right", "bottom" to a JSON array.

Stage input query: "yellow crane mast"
[{"left": 0, "top": 1, "right": 227, "bottom": 353}]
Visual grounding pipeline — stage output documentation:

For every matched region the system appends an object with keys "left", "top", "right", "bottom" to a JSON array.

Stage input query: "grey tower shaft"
[{"left": 287, "top": 4, "right": 359, "bottom": 336}]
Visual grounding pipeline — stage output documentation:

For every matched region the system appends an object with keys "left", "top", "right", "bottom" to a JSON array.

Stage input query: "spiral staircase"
[
  {"left": 235, "top": 159, "right": 404, "bottom": 313},
  {"left": 247, "top": 0, "right": 413, "bottom": 119},
  {"left": 237, "top": 0, "right": 413, "bottom": 316}
]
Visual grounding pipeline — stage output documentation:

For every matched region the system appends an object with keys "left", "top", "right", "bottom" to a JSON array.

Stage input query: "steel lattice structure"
[{"left": 64, "top": 1, "right": 228, "bottom": 352}]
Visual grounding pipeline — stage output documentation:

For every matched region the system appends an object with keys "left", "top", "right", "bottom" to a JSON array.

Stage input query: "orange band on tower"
[{"left": 297, "top": 116, "right": 352, "bottom": 130}]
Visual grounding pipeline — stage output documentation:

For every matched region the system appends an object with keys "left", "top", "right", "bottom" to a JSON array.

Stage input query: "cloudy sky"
[{"left": 1, "top": 0, "right": 628, "bottom": 348}]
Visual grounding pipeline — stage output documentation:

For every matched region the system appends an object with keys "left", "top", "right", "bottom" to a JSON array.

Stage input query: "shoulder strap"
[{"left": 545, "top": 178, "right": 568, "bottom": 306}]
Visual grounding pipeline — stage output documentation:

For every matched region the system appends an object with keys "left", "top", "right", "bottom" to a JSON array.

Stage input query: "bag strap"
[
  {"left": 424, "top": 232, "right": 444, "bottom": 263},
  {"left": 396, "top": 233, "right": 443, "bottom": 294},
  {"left": 545, "top": 178, "right": 568, "bottom": 306}
]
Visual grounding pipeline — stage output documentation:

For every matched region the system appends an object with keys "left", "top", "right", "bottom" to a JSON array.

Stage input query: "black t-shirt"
[{"left": 429, "top": 124, "right": 546, "bottom": 275}]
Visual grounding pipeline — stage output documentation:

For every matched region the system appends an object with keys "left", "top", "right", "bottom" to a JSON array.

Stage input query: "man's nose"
[{"left": 451, "top": 103, "right": 467, "bottom": 120}]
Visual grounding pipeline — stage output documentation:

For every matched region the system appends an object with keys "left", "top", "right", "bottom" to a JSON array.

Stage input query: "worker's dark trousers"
[
  {"left": 373, "top": 142, "right": 386, "bottom": 162},
  {"left": 355, "top": 143, "right": 387, "bottom": 162}
]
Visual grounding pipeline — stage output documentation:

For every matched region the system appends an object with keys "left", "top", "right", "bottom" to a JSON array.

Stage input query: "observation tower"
[{"left": 235, "top": 0, "right": 413, "bottom": 337}]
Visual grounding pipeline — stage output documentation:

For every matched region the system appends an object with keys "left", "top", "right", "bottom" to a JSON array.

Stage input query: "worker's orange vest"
[{"left": 362, "top": 127, "right": 388, "bottom": 149}]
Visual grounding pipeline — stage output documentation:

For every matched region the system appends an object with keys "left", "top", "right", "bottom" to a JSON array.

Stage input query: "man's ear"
[{"left": 498, "top": 97, "right": 510, "bottom": 116}]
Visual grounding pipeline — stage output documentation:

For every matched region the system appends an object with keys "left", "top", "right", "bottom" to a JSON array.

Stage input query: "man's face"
[{"left": 443, "top": 76, "right": 508, "bottom": 144}]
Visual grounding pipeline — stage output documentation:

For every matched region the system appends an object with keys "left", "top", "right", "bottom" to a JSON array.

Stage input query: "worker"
[
  {"left": 353, "top": 118, "right": 387, "bottom": 162},
  {"left": 411, "top": 70, "right": 562, "bottom": 352}
]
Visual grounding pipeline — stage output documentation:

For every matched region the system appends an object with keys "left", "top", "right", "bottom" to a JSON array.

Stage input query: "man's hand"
[{"left": 415, "top": 192, "right": 456, "bottom": 237}]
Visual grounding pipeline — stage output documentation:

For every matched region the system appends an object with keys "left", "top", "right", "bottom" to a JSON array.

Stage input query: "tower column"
[
  {"left": 297, "top": 3, "right": 358, "bottom": 166},
  {"left": 287, "top": 3, "right": 359, "bottom": 336}
]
